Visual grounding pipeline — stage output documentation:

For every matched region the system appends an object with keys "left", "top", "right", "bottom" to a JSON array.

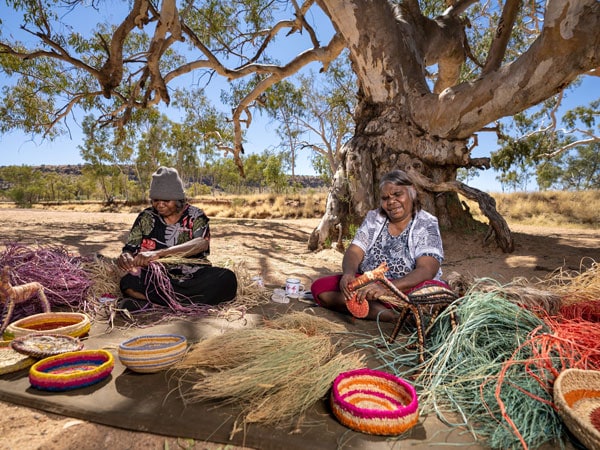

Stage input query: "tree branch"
[
  {"left": 482, "top": 0, "right": 521, "bottom": 74},
  {"left": 408, "top": 170, "right": 514, "bottom": 252}
]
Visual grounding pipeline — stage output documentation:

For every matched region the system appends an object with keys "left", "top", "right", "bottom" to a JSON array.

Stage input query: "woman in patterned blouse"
[
  {"left": 116, "top": 167, "right": 237, "bottom": 311},
  {"left": 310, "top": 169, "right": 446, "bottom": 321}
]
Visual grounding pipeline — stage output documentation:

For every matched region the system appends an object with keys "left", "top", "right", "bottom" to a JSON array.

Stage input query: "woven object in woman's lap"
[
  {"left": 346, "top": 295, "right": 369, "bottom": 318},
  {"left": 330, "top": 368, "right": 419, "bottom": 436},
  {"left": 554, "top": 368, "right": 600, "bottom": 450}
]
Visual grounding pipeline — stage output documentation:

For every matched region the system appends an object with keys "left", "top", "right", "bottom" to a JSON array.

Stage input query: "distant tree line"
[{"left": 0, "top": 164, "right": 327, "bottom": 207}]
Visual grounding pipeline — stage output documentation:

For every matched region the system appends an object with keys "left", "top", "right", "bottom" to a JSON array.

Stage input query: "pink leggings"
[{"left": 310, "top": 274, "right": 449, "bottom": 306}]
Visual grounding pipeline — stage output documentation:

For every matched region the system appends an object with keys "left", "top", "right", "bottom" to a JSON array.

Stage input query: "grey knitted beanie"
[{"left": 149, "top": 167, "right": 185, "bottom": 200}]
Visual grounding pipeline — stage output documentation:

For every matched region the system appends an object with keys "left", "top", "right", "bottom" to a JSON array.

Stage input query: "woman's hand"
[
  {"left": 132, "top": 250, "right": 161, "bottom": 267},
  {"left": 340, "top": 273, "right": 356, "bottom": 299},
  {"left": 117, "top": 252, "right": 136, "bottom": 272},
  {"left": 355, "top": 282, "right": 387, "bottom": 303}
]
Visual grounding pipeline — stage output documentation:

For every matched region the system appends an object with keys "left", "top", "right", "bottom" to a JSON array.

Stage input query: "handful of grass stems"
[
  {"left": 363, "top": 290, "right": 571, "bottom": 450},
  {"left": 174, "top": 319, "right": 363, "bottom": 431}
]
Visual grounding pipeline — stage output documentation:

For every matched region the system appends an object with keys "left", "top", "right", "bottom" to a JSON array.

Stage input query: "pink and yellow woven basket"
[
  {"left": 29, "top": 349, "right": 114, "bottom": 391},
  {"left": 330, "top": 368, "right": 419, "bottom": 436}
]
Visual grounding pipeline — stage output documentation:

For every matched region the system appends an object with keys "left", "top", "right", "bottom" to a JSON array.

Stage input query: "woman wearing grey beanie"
[{"left": 116, "top": 167, "right": 237, "bottom": 310}]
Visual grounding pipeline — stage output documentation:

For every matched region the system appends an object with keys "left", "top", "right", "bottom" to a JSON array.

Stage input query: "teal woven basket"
[{"left": 118, "top": 334, "right": 187, "bottom": 373}]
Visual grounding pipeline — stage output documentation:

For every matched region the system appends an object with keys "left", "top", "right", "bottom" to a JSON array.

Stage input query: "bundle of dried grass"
[
  {"left": 468, "top": 277, "right": 562, "bottom": 316},
  {"left": 214, "top": 259, "right": 270, "bottom": 321},
  {"left": 81, "top": 255, "right": 122, "bottom": 301},
  {"left": 263, "top": 311, "right": 347, "bottom": 336},
  {"left": 175, "top": 327, "right": 363, "bottom": 429},
  {"left": 542, "top": 259, "right": 600, "bottom": 306}
]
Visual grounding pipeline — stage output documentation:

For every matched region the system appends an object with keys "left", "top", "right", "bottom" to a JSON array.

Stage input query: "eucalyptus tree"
[{"left": 1, "top": 0, "right": 599, "bottom": 253}]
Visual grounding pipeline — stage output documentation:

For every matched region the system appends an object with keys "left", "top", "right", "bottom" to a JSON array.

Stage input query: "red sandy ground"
[{"left": 1, "top": 207, "right": 599, "bottom": 449}]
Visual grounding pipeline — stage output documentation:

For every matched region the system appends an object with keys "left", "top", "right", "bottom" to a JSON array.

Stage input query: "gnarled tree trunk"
[{"left": 308, "top": 103, "right": 514, "bottom": 252}]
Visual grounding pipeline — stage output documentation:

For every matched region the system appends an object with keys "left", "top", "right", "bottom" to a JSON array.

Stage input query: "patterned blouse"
[
  {"left": 122, "top": 204, "right": 211, "bottom": 275},
  {"left": 351, "top": 209, "right": 444, "bottom": 280}
]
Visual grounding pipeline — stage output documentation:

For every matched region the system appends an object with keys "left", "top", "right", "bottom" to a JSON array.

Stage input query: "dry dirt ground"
[{"left": 1, "top": 207, "right": 599, "bottom": 450}]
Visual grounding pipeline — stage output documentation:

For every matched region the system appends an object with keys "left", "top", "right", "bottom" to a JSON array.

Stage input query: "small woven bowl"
[
  {"left": 29, "top": 349, "right": 114, "bottom": 392},
  {"left": 10, "top": 333, "right": 84, "bottom": 359},
  {"left": 118, "top": 334, "right": 187, "bottom": 374},
  {"left": 554, "top": 368, "right": 600, "bottom": 450},
  {"left": 330, "top": 368, "right": 419, "bottom": 436},
  {"left": 3, "top": 312, "right": 91, "bottom": 341}
]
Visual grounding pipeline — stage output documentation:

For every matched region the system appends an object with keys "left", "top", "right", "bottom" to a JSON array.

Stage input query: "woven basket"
[
  {"left": 3, "top": 312, "right": 91, "bottom": 341},
  {"left": 554, "top": 368, "right": 600, "bottom": 450},
  {"left": 118, "top": 334, "right": 187, "bottom": 373},
  {"left": 10, "top": 334, "right": 84, "bottom": 359},
  {"left": 330, "top": 368, "right": 419, "bottom": 436},
  {"left": 0, "top": 340, "right": 35, "bottom": 375},
  {"left": 29, "top": 349, "right": 114, "bottom": 391}
]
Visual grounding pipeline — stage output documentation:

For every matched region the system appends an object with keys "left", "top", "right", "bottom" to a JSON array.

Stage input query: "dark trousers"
[{"left": 120, "top": 266, "right": 238, "bottom": 306}]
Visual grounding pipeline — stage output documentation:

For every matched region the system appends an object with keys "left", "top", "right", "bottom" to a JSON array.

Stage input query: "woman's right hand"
[
  {"left": 340, "top": 273, "right": 355, "bottom": 300},
  {"left": 117, "top": 252, "right": 137, "bottom": 272}
]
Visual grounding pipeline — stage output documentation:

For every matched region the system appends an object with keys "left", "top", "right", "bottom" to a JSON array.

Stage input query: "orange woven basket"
[
  {"left": 330, "top": 368, "right": 419, "bottom": 436},
  {"left": 553, "top": 368, "right": 600, "bottom": 450}
]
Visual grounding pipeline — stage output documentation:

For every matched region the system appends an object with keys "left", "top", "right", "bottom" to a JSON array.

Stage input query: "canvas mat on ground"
[{"left": 0, "top": 301, "right": 488, "bottom": 450}]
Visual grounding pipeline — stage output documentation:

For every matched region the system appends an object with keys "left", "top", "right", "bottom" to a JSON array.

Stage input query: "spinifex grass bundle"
[
  {"left": 264, "top": 311, "right": 347, "bottom": 336},
  {"left": 381, "top": 291, "right": 567, "bottom": 449},
  {"left": 176, "top": 327, "right": 363, "bottom": 429},
  {"left": 543, "top": 259, "right": 600, "bottom": 305},
  {"left": 0, "top": 243, "right": 92, "bottom": 319}
]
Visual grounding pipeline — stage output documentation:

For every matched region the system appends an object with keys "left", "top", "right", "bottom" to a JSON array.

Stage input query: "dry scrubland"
[{"left": 23, "top": 190, "right": 600, "bottom": 229}]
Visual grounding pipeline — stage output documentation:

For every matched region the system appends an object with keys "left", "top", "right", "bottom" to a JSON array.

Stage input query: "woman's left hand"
[{"left": 355, "top": 283, "right": 387, "bottom": 302}]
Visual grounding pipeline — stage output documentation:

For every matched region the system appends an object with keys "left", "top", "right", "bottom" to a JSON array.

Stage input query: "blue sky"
[{"left": 0, "top": 3, "right": 598, "bottom": 193}]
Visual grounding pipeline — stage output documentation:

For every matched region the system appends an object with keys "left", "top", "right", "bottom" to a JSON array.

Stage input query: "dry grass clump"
[
  {"left": 542, "top": 258, "right": 600, "bottom": 305},
  {"left": 263, "top": 311, "right": 347, "bottom": 336},
  {"left": 191, "top": 192, "right": 327, "bottom": 219},
  {"left": 176, "top": 326, "right": 363, "bottom": 429},
  {"left": 488, "top": 190, "right": 600, "bottom": 228}
]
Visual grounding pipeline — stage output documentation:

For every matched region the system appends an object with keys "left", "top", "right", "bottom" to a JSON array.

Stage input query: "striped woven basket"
[
  {"left": 330, "top": 368, "right": 419, "bottom": 436},
  {"left": 553, "top": 368, "right": 600, "bottom": 450},
  {"left": 118, "top": 334, "right": 187, "bottom": 374},
  {"left": 3, "top": 312, "right": 91, "bottom": 340},
  {"left": 29, "top": 349, "right": 114, "bottom": 392}
]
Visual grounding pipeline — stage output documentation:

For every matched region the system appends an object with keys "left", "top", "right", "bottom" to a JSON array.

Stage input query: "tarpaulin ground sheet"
[{"left": 0, "top": 300, "right": 486, "bottom": 450}]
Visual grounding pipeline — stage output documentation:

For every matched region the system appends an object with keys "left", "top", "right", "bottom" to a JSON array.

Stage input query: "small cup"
[
  {"left": 251, "top": 276, "right": 264, "bottom": 289},
  {"left": 285, "top": 278, "right": 305, "bottom": 299}
]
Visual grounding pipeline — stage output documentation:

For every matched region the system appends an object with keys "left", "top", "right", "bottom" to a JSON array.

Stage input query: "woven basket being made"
[
  {"left": 118, "top": 334, "right": 187, "bottom": 373},
  {"left": 0, "top": 340, "right": 35, "bottom": 375},
  {"left": 29, "top": 349, "right": 114, "bottom": 392},
  {"left": 330, "top": 367, "right": 419, "bottom": 436},
  {"left": 10, "top": 333, "right": 84, "bottom": 359},
  {"left": 3, "top": 312, "right": 91, "bottom": 340},
  {"left": 554, "top": 368, "right": 600, "bottom": 450}
]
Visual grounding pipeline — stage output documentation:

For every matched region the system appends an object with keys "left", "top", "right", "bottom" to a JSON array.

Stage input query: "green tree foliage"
[{"left": 492, "top": 94, "right": 599, "bottom": 191}]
